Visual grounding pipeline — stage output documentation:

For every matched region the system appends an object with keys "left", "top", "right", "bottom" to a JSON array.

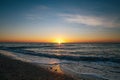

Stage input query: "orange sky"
[{"left": 0, "top": 34, "right": 120, "bottom": 43}]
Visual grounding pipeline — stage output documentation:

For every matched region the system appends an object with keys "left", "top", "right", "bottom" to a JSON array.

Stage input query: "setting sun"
[
  {"left": 58, "top": 39, "right": 62, "bottom": 44},
  {"left": 53, "top": 38, "right": 65, "bottom": 44}
]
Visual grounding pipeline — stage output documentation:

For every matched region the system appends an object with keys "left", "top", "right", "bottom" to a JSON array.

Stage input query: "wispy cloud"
[
  {"left": 60, "top": 14, "right": 120, "bottom": 27},
  {"left": 36, "top": 5, "right": 49, "bottom": 10},
  {"left": 25, "top": 5, "right": 49, "bottom": 21},
  {"left": 25, "top": 14, "right": 43, "bottom": 21}
]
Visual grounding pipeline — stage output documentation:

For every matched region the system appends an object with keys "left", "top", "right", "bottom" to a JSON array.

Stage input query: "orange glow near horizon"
[
  {"left": 0, "top": 37, "right": 120, "bottom": 43},
  {"left": 0, "top": 34, "right": 120, "bottom": 43}
]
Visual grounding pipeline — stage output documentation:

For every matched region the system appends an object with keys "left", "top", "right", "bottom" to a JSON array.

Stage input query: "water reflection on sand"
[{"left": 48, "top": 64, "right": 63, "bottom": 74}]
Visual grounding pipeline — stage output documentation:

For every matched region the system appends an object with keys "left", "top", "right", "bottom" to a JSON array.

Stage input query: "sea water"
[{"left": 0, "top": 43, "right": 120, "bottom": 80}]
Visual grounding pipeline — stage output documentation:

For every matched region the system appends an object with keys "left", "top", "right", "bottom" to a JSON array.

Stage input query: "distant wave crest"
[{"left": 0, "top": 46, "right": 120, "bottom": 63}]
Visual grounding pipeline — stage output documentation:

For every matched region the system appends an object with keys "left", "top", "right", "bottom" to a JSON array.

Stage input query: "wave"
[{"left": 0, "top": 46, "right": 120, "bottom": 63}]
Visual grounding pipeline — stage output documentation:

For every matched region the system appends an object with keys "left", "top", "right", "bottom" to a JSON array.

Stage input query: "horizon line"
[{"left": 0, "top": 41, "right": 120, "bottom": 43}]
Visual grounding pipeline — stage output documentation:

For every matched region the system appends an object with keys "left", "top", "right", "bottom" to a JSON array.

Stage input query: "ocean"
[{"left": 0, "top": 43, "right": 120, "bottom": 80}]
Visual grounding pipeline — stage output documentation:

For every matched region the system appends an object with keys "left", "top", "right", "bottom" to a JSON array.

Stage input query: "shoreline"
[
  {"left": 0, "top": 53, "right": 76, "bottom": 80},
  {"left": 0, "top": 50, "right": 111, "bottom": 80}
]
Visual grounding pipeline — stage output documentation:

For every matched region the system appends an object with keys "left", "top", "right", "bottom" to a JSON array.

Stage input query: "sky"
[{"left": 0, "top": 0, "right": 120, "bottom": 43}]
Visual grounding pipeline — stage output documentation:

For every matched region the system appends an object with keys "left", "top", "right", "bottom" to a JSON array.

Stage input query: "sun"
[
  {"left": 54, "top": 38, "right": 65, "bottom": 44},
  {"left": 58, "top": 39, "right": 62, "bottom": 44}
]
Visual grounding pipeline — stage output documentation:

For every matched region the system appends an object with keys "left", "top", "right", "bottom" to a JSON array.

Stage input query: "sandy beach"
[{"left": 0, "top": 54, "right": 76, "bottom": 80}]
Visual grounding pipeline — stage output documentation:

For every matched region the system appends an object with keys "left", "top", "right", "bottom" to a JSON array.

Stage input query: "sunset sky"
[{"left": 0, "top": 0, "right": 120, "bottom": 43}]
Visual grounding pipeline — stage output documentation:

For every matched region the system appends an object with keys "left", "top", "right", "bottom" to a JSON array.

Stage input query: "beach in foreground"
[{"left": 0, "top": 54, "right": 76, "bottom": 80}]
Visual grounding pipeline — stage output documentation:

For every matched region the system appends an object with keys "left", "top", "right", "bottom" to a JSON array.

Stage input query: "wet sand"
[{"left": 0, "top": 54, "right": 76, "bottom": 80}]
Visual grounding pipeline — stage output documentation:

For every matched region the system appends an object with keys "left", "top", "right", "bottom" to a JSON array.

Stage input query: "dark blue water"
[{"left": 0, "top": 43, "right": 120, "bottom": 80}]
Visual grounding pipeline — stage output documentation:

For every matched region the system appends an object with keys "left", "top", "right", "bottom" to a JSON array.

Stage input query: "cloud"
[
  {"left": 60, "top": 14, "right": 120, "bottom": 27},
  {"left": 36, "top": 5, "right": 49, "bottom": 10},
  {"left": 25, "top": 14, "right": 43, "bottom": 21},
  {"left": 25, "top": 5, "right": 49, "bottom": 21}
]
